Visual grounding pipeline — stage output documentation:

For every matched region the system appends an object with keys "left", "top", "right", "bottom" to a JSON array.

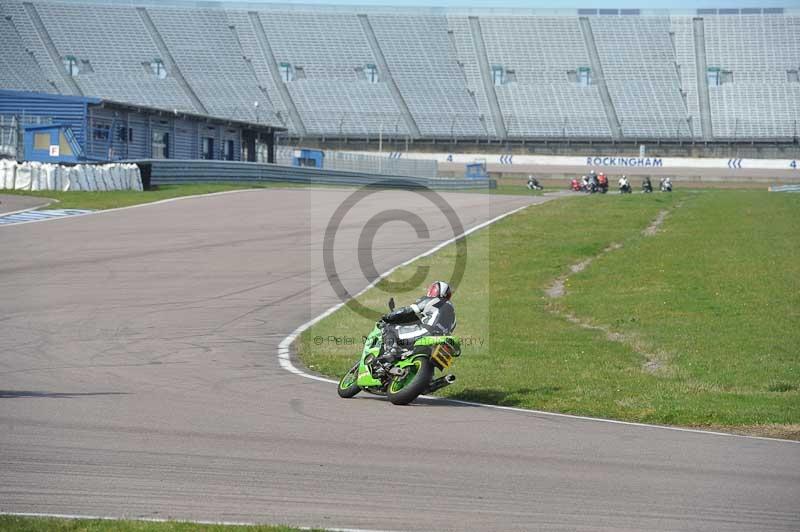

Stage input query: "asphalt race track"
[{"left": 1, "top": 189, "right": 798, "bottom": 531}]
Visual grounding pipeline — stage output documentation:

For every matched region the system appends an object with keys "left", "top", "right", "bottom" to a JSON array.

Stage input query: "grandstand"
[{"left": 0, "top": 0, "right": 798, "bottom": 147}]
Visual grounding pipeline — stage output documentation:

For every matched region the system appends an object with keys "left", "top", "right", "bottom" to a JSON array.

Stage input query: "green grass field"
[
  {"left": 299, "top": 190, "right": 799, "bottom": 439},
  {"left": 0, "top": 516, "right": 316, "bottom": 532}
]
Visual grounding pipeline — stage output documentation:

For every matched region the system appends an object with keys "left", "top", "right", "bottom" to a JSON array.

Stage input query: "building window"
[
  {"left": 150, "top": 59, "right": 167, "bottom": 79},
  {"left": 491, "top": 65, "right": 505, "bottom": 86},
  {"left": 707, "top": 67, "right": 733, "bottom": 86},
  {"left": 118, "top": 127, "right": 133, "bottom": 143},
  {"left": 63, "top": 55, "right": 79, "bottom": 76},
  {"left": 577, "top": 67, "right": 592, "bottom": 87},
  {"left": 34, "top": 132, "right": 51, "bottom": 151},
  {"left": 280, "top": 62, "right": 293, "bottom": 82},
  {"left": 365, "top": 64, "right": 379, "bottom": 83},
  {"left": 202, "top": 137, "right": 215, "bottom": 160},
  {"left": 152, "top": 131, "right": 169, "bottom": 159},
  {"left": 707, "top": 68, "right": 721, "bottom": 87},
  {"left": 93, "top": 124, "right": 110, "bottom": 142},
  {"left": 224, "top": 139, "right": 235, "bottom": 161}
]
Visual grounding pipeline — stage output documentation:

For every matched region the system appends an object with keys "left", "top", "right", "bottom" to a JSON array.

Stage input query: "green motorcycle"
[{"left": 337, "top": 299, "right": 461, "bottom": 405}]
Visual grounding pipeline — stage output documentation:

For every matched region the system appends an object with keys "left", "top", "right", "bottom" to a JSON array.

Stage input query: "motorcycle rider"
[
  {"left": 662, "top": 177, "right": 673, "bottom": 192},
  {"left": 588, "top": 171, "right": 599, "bottom": 193},
  {"left": 527, "top": 175, "right": 542, "bottom": 190},
  {"left": 597, "top": 172, "right": 609, "bottom": 193},
  {"left": 374, "top": 281, "right": 456, "bottom": 370},
  {"left": 619, "top": 175, "right": 631, "bottom": 193},
  {"left": 642, "top": 176, "right": 653, "bottom": 193}
]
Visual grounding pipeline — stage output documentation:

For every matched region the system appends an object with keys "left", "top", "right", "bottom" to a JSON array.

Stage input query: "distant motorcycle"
[
  {"left": 660, "top": 178, "right": 673, "bottom": 192},
  {"left": 619, "top": 177, "right": 632, "bottom": 194},
  {"left": 527, "top": 177, "right": 543, "bottom": 191},
  {"left": 597, "top": 174, "right": 609, "bottom": 194},
  {"left": 642, "top": 179, "right": 653, "bottom": 193}
]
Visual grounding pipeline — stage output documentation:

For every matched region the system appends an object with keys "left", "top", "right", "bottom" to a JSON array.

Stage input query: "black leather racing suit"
[{"left": 380, "top": 296, "right": 456, "bottom": 359}]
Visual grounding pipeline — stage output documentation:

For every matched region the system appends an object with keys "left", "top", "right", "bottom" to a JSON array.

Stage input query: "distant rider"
[
  {"left": 527, "top": 175, "right": 542, "bottom": 190},
  {"left": 597, "top": 172, "right": 608, "bottom": 193},
  {"left": 642, "top": 176, "right": 653, "bottom": 193},
  {"left": 618, "top": 175, "right": 631, "bottom": 193},
  {"left": 375, "top": 281, "right": 457, "bottom": 369}
]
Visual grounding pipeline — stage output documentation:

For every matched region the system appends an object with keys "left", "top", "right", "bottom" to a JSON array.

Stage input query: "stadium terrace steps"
[
  {"left": 358, "top": 14, "right": 422, "bottom": 139},
  {"left": 579, "top": 17, "right": 622, "bottom": 139},
  {"left": 0, "top": 13, "right": 54, "bottom": 93},
  {"left": 691, "top": 17, "right": 714, "bottom": 140},
  {"left": 22, "top": 1, "right": 82, "bottom": 96},
  {"left": 466, "top": 16, "right": 507, "bottom": 139}
]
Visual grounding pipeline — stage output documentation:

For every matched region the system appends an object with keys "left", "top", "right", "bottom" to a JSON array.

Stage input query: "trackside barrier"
[
  {"left": 769, "top": 184, "right": 800, "bottom": 192},
  {"left": 0, "top": 160, "right": 143, "bottom": 191},
  {"left": 276, "top": 147, "right": 439, "bottom": 178},
  {"left": 135, "top": 160, "right": 493, "bottom": 190}
]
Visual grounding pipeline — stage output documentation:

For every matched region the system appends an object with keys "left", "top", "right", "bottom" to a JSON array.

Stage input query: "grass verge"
[
  {"left": 0, "top": 516, "right": 318, "bottom": 532},
  {"left": 298, "top": 190, "right": 799, "bottom": 439}
]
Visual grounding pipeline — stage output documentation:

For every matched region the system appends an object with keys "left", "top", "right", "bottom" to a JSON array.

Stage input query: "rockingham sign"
[
  {"left": 352, "top": 151, "right": 800, "bottom": 177},
  {"left": 585, "top": 156, "right": 664, "bottom": 168}
]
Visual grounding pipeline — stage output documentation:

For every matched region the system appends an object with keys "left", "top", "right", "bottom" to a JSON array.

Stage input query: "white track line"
[
  {"left": 278, "top": 202, "right": 799, "bottom": 446},
  {"left": 0, "top": 512, "right": 398, "bottom": 532},
  {"left": 0, "top": 200, "right": 54, "bottom": 217},
  {"left": 0, "top": 188, "right": 265, "bottom": 228},
  {"left": 277, "top": 203, "right": 531, "bottom": 383}
]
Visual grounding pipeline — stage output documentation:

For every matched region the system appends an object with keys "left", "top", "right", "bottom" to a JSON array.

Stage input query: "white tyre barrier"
[
  {"left": 14, "top": 163, "right": 32, "bottom": 190},
  {"left": 0, "top": 162, "right": 143, "bottom": 192},
  {"left": 0, "top": 159, "right": 16, "bottom": 189}
]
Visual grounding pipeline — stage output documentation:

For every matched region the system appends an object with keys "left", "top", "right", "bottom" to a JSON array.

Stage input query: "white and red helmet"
[{"left": 426, "top": 281, "right": 452, "bottom": 301}]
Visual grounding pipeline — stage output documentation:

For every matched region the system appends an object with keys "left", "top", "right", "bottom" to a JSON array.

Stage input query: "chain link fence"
[
  {"left": 0, "top": 116, "right": 20, "bottom": 159},
  {"left": 276, "top": 147, "right": 438, "bottom": 178}
]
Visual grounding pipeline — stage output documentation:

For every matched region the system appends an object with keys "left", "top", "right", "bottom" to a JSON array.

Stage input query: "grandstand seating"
[
  {"left": 704, "top": 15, "right": 800, "bottom": 139},
  {"left": 368, "top": 15, "right": 485, "bottom": 137},
  {"left": 0, "top": 13, "right": 53, "bottom": 94},
  {"left": 591, "top": 16, "right": 694, "bottom": 138},
  {"left": 0, "top": 0, "right": 797, "bottom": 142},
  {"left": 477, "top": 16, "right": 610, "bottom": 138},
  {"left": 33, "top": 2, "right": 197, "bottom": 112},
  {"left": 251, "top": 10, "right": 407, "bottom": 136},
  {"left": 146, "top": 7, "right": 274, "bottom": 123}
]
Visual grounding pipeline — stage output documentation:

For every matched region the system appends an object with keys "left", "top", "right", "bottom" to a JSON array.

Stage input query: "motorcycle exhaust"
[{"left": 426, "top": 374, "right": 456, "bottom": 394}]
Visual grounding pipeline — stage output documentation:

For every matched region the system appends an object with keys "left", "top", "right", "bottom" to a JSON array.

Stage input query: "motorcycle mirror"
[{"left": 388, "top": 298, "right": 395, "bottom": 311}]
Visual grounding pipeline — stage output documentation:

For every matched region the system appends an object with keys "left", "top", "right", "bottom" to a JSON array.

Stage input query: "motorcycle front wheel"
[
  {"left": 337, "top": 362, "right": 361, "bottom": 398},
  {"left": 386, "top": 357, "right": 434, "bottom": 405}
]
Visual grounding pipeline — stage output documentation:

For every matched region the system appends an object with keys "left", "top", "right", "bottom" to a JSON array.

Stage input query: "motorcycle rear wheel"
[
  {"left": 386, "top": 357, "right": 434, "bottom": 405},
  {"left": 337, "top": 362, "right": 361, "bottom": 398}
]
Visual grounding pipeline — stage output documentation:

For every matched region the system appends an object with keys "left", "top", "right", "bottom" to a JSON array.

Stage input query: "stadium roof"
[{"left": 21, "top": 0, "right": 798, "bottom": 16}]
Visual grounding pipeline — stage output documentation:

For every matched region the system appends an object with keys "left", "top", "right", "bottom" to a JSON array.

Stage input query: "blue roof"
[{"left": 0, "top": 89, "right": 102, "bottom": 106}]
